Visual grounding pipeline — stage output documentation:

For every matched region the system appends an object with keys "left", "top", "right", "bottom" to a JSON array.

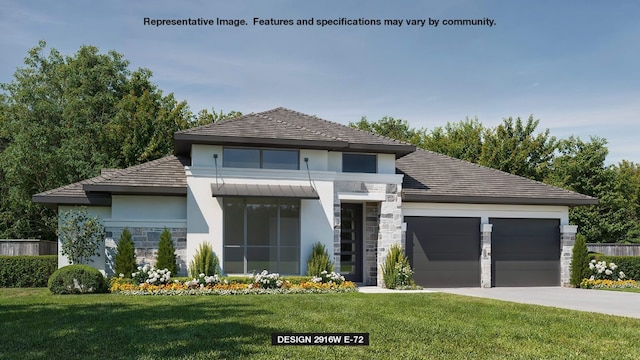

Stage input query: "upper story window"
[
  {"left": 342, "top": 153, "right": 377, "bottom": 173},
  {"left": 223, "top": 148, "right": 299, "bottom": 170}
]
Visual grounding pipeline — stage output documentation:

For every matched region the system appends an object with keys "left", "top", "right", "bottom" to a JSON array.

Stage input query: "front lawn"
[{"left": 2, "top": 288, "right": 640, "bottom": 359}]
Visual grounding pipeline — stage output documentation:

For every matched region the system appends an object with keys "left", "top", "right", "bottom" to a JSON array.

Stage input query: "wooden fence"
[
  {"left": 587, "top": 243, "right": 640, "bottom": 257},
  {"left": 0, "top": 239, "right": 57, "bottom": 256}
]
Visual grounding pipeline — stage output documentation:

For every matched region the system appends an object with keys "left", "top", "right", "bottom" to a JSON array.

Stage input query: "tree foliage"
[
  {"left": 156, "top": 229, "right": 177, "bottom": 274},
  {"left": 570, "top": 233, "right": 589, "bottom": 287},
  {"left": 58, "top": 208, "right": 106, "bottom": 265},
  {"left": 114, "top": 228, "right": 136, "bottom": 278},
  {"left": 0, "top": 41, "right": 240, "bottom": 240}
]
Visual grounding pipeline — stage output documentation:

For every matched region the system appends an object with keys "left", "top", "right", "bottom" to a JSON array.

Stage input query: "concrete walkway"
[{"left": 357, "top": 286, "right": 640, "bottom": 319}]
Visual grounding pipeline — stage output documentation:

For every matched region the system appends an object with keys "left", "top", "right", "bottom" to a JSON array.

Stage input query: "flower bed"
[
  {"left": 110, "top": 268, "right": 357, "bottom": 295},
  {"left": 579, "top": 279, "right": 640, "bottom": 289}
]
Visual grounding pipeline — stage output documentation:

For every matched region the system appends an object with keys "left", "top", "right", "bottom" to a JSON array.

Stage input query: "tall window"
[
  {"left": 343, "top": 153, "right": 377, "bottom": 173},
  {"left": 223, "top": 148, "right": 299, "bottom": 170},
  {"left": 223, "top": 198, "right": 300, "bottom": 274}
]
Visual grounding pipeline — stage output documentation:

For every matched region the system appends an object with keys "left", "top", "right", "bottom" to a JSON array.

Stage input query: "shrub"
[
  {"left": 114, "top": 228, "right": 136, "bottom": 278},
  {"left": 131, "top": 265, "right": 171, "bottom": 285},
  {"left": 587, "top": 260, "right": 626, "bottom": 281},
  {"left": 380, "top": 244, "right": 414, "bottom": 289},
  {"left": 189, "top": 242, "right": 219, "bottom": 278},
  {"left": 570, "top": 233, "right": 589, "bottom": 287},
  {"left": 311, "top": 270, "right": 345, "bottom": 285},
  {"left": 156, "top": 228, "right": 177, "bottom": 274},
  {"left": 48, "top": 264, "right": 108, "bottom": 294},
  {"left": 0, "top": 255, "right": 58, "bottom": 287},
  {"left": 590, "top": 254, "right": 640, "bottom": 280},
  {"left": 306, "top": 242, "right": 334, "bottom": 276},
  {"left": 58, "top": 208, "right": 106, "bottom": 264}
]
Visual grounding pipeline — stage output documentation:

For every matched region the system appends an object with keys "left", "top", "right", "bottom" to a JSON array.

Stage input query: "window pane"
[
  {"left": 262, "top": 150, "right": 299, "bottom": 170},
  {"left": 247, "top": 247, "right": 277, "bottom": 273},
  {"left": 247, "top": 199, "right": 277, "bottom": 246},
  {"left": 280, "top": 199, "right": 300, "bottom": 246},
  {"left": 224, "top": 198, "right": 244, "bottom": 246},
  {"left": 342, "top": 153, "right": 377, "bottom": 173},
  {"left": 280, "top": 247, "right": 299, "bottom": 274},
  {"left": 223, "top": 148, "right": 260, "bottom": 168},
  {"left": 223, "top": 247, "right": 244, "bottom": 274}
]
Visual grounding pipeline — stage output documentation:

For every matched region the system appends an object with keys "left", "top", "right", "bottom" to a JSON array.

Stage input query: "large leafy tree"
[
  {"left": 0, "top": 41, "right": 238, "bottom": 240},
  {"left": 349, "top": 116, "right": 426, "bottom": 146},
  {"left": 422, "top": 118, "right": 484, "bottom": 163}
]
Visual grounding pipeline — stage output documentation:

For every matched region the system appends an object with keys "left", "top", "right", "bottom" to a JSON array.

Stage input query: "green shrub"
[
  {"left": 380, "top": 244, "right": 414, "bottom": 289},
  {"left": 48, "top": 264, "right": 108, "bottom": 294},
  {"left": 189, "top": 242, "right": 219, "bottom": 277},
  {"left": 570, "top": 233, "right": 590, "bottom": 287},
  {"left": 114, "top": 228, "right": 136, "bottom": 278},
  {"left": 156, "top": 228, "right": 177, "bottom": 274},
  {"left": 0, "top": 255, "right": 58, "bottom": 287},
  {"left": 591, "top": 254, "right": 640, "bottom": 280},
  {"left": 58, "top": 208, "right": 106, "bottom": 264},
  {"left": 306, "top": 242, "right": 334, "bottom": 276}
]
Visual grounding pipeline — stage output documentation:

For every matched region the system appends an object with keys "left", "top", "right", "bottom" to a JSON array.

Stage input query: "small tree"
[
  {"left": 189, "top": 242, "right": 219, "bottom": 277},
  {"left": 58, "top": 208, "right": 106, "bottom": 264},
  {"left": 306, "top": 242, "right": 334, "bottom": 276},
  {"left": 156, "top": 228, "right": 177, "bottom": 274},
  {"left": 570, "top": 233, "right": 590, "bottom": 287},
  {"left": 114, "top": 228, "right": 136, "bottom": 278}
]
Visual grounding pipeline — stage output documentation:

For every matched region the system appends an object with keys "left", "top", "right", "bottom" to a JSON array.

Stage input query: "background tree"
[
  {"left": 114, "top": 228, "right": 136, "bottom": 278},
  {"left": 349, "top": 116, "right": 426, "bottom": 146},
  {"left": 422, "top": 118, "right": 484, "bottom": 163},
  {"left": 156, "top": 229, "right": 177, "bottom": 273},
  {"left": 58, "top": 208, "right": 106, "bottom": 264}
]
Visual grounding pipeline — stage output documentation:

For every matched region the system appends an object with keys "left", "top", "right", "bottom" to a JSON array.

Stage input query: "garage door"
[
  {"left": 490, "top": 218, "right": 560, "bottom": 287},
  {"left": 405, "top": 217, "right": 481, "bottom": 287}
]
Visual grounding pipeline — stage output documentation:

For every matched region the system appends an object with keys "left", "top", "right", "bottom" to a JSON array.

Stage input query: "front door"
[{"left": 340, "top": 203, "right": 363, "bottom": 282}]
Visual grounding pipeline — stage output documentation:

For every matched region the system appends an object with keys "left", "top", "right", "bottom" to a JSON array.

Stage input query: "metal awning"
[{"left": 211, "top": 183, "right": 319, "bottom": 199}]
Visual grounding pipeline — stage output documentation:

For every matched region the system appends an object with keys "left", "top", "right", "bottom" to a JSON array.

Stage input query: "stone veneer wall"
[
  {"left": 333, "top": 181, "right": 403, "bottom": 287},
  {"left": 560, "top": 225, "right": 578, "bottom": 287},
  {"left": 480, "top": 224, "right": 492, "bottom": 288},
  {"left": 104, "top": 227, "right": 187, "bottom": 276}
]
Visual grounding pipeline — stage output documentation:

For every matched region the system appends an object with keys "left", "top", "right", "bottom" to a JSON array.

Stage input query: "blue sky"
[{"left": 2, "top": 0, "right": 638, "bottom": 164}]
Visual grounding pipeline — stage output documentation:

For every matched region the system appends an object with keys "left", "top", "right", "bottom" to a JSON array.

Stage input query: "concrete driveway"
[{"left": 433, "top": 287, "right": 640, "bottom": 319}]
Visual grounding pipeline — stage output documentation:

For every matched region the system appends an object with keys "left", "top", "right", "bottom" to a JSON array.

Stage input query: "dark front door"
[{"left": 340, "top": 203, "right": 363, "bottom": 282}]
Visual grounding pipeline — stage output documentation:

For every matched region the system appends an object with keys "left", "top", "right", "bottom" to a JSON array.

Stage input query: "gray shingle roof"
[
  {"left": 32, "top": 156, "right": 189, "bottom": 206},
  {"left": 397, "top": 149, "right": 598, "bottom": 206},
  {"left": 174, "top": 107, "right": 416, "bottom": 157}
]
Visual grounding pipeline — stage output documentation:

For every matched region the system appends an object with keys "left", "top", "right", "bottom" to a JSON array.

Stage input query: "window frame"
[
  {"left": 342, "top": 153, "right": 378, "bottom": 173},
  {"left": 223, "top": 147, "right": 300, "bottom": 170}
]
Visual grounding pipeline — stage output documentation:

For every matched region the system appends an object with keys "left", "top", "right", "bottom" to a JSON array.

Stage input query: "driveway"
[{"left": 433, "top": 287, "right": 640, "bottom": 319}]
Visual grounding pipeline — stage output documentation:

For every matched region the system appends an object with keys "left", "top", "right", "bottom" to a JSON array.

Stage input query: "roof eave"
[
  {"left": 401, "top": 192, "right": 599, "bottom": 206},
  {"left": 82, "top": 184, "right": 187, "bottom": 196},
  {"left": 32, "top": 194, "right": 113, "bottom": 208}
]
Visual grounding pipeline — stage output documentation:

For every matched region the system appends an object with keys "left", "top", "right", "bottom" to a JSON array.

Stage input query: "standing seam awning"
[{"left": 211, "top": 183, "right": 319, "bottom": 199}]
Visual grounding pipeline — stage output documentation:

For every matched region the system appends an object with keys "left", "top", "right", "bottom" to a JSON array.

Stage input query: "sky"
[{"left": 1, "top": 0, "right": 638, "bottom": 164}]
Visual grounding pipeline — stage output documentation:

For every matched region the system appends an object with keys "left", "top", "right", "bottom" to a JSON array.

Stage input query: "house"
[{"left": 33, "top": 107, "right": 597, "bottom": 287}]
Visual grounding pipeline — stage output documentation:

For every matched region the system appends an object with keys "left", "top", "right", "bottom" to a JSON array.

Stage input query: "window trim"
[
  {"left": 223, "top": 147, "right": 300, "bottom": 170},
  {"left": 342, "top": 152, "right": 378, "bottom": 173}
]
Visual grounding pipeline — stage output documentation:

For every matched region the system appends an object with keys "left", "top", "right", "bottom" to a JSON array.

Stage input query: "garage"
[
  {"left": 490, "top": 218, "right": 560, "bottom": 287},
  {"left": 405, "top": 216, "right": 481, "bottom": 287}
]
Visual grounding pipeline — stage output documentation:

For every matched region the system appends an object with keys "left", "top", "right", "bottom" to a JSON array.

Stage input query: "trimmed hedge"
[
  {"left": 48, "top": 264, "right": 108, "bottom": 294},
  {"left": 590, "top": 254, "right": 640, "bottom": 280},
  {"left": 0, "top": 255, "right": 58, "bottom": 287}
]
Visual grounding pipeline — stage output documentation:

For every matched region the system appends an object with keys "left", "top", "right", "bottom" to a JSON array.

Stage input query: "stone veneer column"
[
  {"left": 560, "top": 225, "right": 578, "bottom": 287},
  {"left": 376, "top": 184, "right": 403, "bottom": 287},
  {"left": 480, "top": 224, "right": 492, "bottom": 288}
]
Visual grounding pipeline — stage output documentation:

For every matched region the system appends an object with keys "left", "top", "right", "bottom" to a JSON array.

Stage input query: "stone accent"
[
  {"left": 104, "top": 227, "right": 188, "bottom": 277},
  {"left": 333, "top": 181, "right": 403, "bottom": 287},
  {"left": 560, "top": 225, "right": 578, "bottom": 287},
  {"left": 480, "top": 224, "right": 493, "bottom": 288}
]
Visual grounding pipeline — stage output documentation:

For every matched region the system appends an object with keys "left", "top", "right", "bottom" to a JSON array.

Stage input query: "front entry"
[{"left": 340, "top": 203, "right": 363, "bottom": 282}]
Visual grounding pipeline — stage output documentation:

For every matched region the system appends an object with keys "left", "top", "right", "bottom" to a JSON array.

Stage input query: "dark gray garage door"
[
  {"left": 490, "top": 218, "right": 560, "bottom": 287},
  {"left": 405, "top": 217, "right": 481, "bottom": 287}
]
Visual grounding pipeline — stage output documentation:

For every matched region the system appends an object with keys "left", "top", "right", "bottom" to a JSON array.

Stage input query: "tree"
[
  {"left": 570, "top": 233, "right": 589, "bottom": 287},
  {"left": 349, "top": 116, "right": 426, "bottom": 146},
  {"left": 191, "top": 108, "right": 242, "bottom": 127},
  {"left": 58, "top": 208, "right": 106, "bottom": 264},
  {"left": 156, "top": 228, "right": 177, "bottom": 273},
  {"left": 478, "top": 116, "right": 557, "bottom": 181},
  {"left": 422, "top": 118, "right": 484, "bottom": 163},
  {"left": 114, "top": 228, "right": 136, "bottom": 278}
]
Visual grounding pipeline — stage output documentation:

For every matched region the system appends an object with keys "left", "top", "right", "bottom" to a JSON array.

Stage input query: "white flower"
[
  {"left": 605, "top": 269, "right": 613, "bottom": 276},
  {"left": 589, "top": 263, "right": 595, "bottom": 270},
  {"left": 119, "top": 273, "right": 124, "bottom": 278},
  {"left": 619, "top": 271, "right": 626, "bottom": 279},
  {"left": 591, "top": 259, "right": 596, "bottom": 264}
]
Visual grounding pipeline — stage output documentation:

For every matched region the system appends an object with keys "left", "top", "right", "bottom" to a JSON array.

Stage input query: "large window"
[
  {"left": 342, "top": 153, "right": 377, "bottom": 173},
  {"left": 223, "top": 198, "right": 300, "bottom": 274},
  {"left": 223, "top": 148, "right": 299, "bottom": 170}
]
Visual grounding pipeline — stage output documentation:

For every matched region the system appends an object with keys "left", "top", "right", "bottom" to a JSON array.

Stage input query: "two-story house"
[{"left": 33, "top": 108, "right": 597, "bottom": 287}]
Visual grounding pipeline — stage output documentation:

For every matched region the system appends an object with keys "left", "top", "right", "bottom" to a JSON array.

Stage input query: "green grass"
[
  {"left": 600, "top": 287, "right": 640, "bottom": 293},
  {"left": 2, "top": 288, "right": 640, "bottom": 359}
]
